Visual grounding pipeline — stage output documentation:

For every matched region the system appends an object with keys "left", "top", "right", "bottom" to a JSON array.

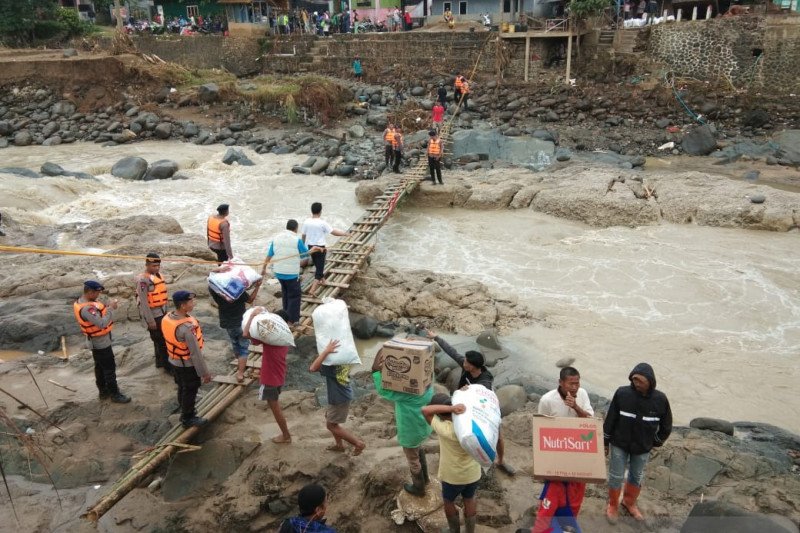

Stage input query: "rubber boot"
[
  {"left": 621, "top": 483, "right": 644, "bottom": 521},
  {"left": 403, "top": 469, "right": 426, "bottom": 496},
  {"left": 464, "top": 515, "right": 476, "bottom": 533},
  {"left": 446, "top": 514, "right": 460, "bottom": 533},
  {"left": 606, "top": 487, "right": 622, "bottom": 524},
  {"left": 419, "top": 448, "right": 429, "bottom": 483}
]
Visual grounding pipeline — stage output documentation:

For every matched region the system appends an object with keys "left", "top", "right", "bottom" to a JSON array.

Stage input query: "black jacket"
[
  {"left": 208, "top": 288, "right": 248, "bottom": 329},
  {"left": 603, "top": 363, "right": 672, "bottom": 455},
  {"left": 434, "top": 336, "right": 494, "bottom": 390}
]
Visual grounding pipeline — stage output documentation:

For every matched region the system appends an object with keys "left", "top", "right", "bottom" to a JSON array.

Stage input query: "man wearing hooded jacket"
[{"left": 603, "top": 362, "right": 672, "bottom": 523}]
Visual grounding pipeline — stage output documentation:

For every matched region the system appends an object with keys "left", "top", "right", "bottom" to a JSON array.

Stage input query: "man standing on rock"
[
  {"left": 533, "top": 366, "right": 594, "bottom": 532},
  {"left": 436, "top": 82, "right": 448, "bottom": 109},
  {"left": 604, "top": 362, "right": 672, "bottom": 523},
  {"left": 135, "top": 252, "right": 171, "bottom": 374},
  {"left": 73, "top": 280, "right": 131, "bottom": 404},
  {"left": 383, "top": 123, "right": 396, "bottom": 170},
  {"left": 262, "top": 219, "right": 321, "bottom": 325},
  {"left": 302, "top": 202, "right": 350, "bottom": 298},
  {"left": 427, "top": 130, "right": 444, "bottom": 184},
  {"left": 426, "top": 329, "right": 516, "bottom": 475},
  {"left": 371, "top": 348, "right": 433, "bottom": 496},
  {"left": 161, "top": 290, "right": 212, "bottom": 428},
  {"left": 207, "top": 204, "right": 233, "bottom": 264},
  {"left": 392, "top": 126, "right": 404, "bottom": 173}
]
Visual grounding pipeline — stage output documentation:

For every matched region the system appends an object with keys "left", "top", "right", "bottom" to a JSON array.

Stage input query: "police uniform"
[{"left": 135, "top": 265, "right": 170, "bottom": 371}]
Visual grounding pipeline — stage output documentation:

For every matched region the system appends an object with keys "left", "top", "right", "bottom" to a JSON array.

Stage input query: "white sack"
[
  {"left": 312, "top": 298, "right": 361, "bottom": 366},
  {"left": 208, "top": 258, "right": 262, "bottom": 302},
  {"left": 242, "top": 308, "right": 295, "bottom": 347},
  {"left": 452, "top": 384, "right": 501, "bottom": 468}
]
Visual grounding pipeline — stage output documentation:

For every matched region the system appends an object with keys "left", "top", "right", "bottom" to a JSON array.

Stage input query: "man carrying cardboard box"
[
  {"left": 532, "top": 366, "right": 594, "bottom": 533},
  {"left": 372, "top": 348, "right": 434, "bottom": 496},
  {"left": 603, "top": 363, "right": 672, "bottom": 523}
]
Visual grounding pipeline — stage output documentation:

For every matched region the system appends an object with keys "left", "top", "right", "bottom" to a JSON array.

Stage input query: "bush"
[
  {"left": 56, "top": 7, "right": 93, "bottom": 37},
  {"left": 32, "top": 19, "right": 66, "bottom": 40}
]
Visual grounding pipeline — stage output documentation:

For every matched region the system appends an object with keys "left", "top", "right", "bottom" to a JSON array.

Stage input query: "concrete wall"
[{"left": 647, "top": 15, "right": 800, "bottom": 93}]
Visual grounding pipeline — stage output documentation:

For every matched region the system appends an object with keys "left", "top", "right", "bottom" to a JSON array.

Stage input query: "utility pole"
[{"left": 114, "top": 0, "right": 123, "bottom": 29}]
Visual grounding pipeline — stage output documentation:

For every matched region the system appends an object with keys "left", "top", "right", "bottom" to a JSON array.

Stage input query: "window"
[
  {"left": 443, "top": 1, "right": 452, "bottom": 12},
  {"left": 459, "top": 1, "right": 467, "bottom": 14},
  {"left": 186, "top": 5, "right": 199, "bottom": 17}
]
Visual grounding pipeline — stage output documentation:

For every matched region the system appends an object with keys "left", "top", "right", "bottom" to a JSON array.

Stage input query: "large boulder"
[
  {"left": 681, "top": 125, "right": 717, "bottom": 156},
  {"left": 310, "top": 157, "right": 330, "bottom": 174},
  {"left": 145, "top": 159, "right": 179, "bottom": 180},
  {"left": 773, "top": 130, "right": 800, "bottom": 165},
  {"left": 51, "top": 100, "right": 76, "bottom": 116},
  {"left": 450, "top": 129, "right": 554, "bottom": 166},
  {"left": 111, "top": 157, "right": 148, "bottom": 180},
  {"left": 690, "top": 417, "right": 735, "bottom": 436},
  {"left": 14, "top": 131, "right": 32, "bottom": 146},
  {"left": 352, "top": 316, "right": 378, "bottom": 339},
  {"left": 476, "top": 329, "right": 501, "bottom": 350},
  {"left": 154, "top": 122, "right": 173, "bottom": 139},
  {"left": 222, "top": 147, "right": 254, "bottom": 166},
  {"left": 198, "top": 83, "right": 220, "bottom": 103},
  {"left": 496, "top": 385, "right": 527, "bottom": 417},
  {"left": 41, "top": 162, "right": 66, "bottom": 176}
]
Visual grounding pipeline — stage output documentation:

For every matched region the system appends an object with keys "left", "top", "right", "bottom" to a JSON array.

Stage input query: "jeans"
[
  {"left": 173, "top": 365, "right": 201, "bottom": 421},
  {"left": 428, "top": 157, "right": 442, "bottom": 183},
  {"left": 608, "top": 444, "right": 650, "bottom": 489},
  {"left": 149, "top": 314, "right": 169, "bottom": 368},
  {"left": 310, "top": 248, "right": 326, "bottom": 280},
  {"left": 393, "top": 149, "right": 403, "bottom": 172},
  {"left": 384, "top": 144, "right": 394, "bottom": 166},
  {"left": 226, "top": 326, "right": 250, "bottom": 357},
  {"left": 279, "top": 277, "right": 302, "bottom": 323},
  {"left": 92, "top": 346, "right": 119, "bottom": 395}
]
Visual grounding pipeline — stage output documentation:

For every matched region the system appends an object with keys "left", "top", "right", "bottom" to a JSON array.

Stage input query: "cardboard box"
[
  {"left": 532, "top": 414, "right": 607, "bottom": 483},
  {"left": 379, "top": 336, "right": 434, "bottom": 395}
]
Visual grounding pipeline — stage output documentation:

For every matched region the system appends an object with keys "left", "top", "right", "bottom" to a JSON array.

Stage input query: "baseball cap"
[
  {"left": 84, "top": 280, "right": 105, "bottom": 291},
  {"left": 172, "top": 290, "right": 196, "bottom": 306}
]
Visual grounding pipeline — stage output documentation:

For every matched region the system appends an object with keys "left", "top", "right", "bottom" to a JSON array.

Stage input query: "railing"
[{"left": 545, "top": 17, "right": 569, "bottom": 32}]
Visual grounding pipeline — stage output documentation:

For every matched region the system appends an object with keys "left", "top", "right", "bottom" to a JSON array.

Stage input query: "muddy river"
[{"left": 1, "top": 141, "right": 798, "bottom": 432}]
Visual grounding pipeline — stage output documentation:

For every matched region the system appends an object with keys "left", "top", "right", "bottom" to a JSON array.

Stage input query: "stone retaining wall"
[
  {"left": 647, "top": 16, "right": 800, "bottom": 93},
  {"left": 134, "top": 35, "right": 262, "bottom": 76}
]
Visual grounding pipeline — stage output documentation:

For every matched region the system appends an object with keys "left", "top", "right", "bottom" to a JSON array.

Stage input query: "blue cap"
[
  {"left": 172, "top": 290, "right": 195, "bottom": 306},
  {"left": 84, "top": 280, "right": 105, "bottom": 291}
]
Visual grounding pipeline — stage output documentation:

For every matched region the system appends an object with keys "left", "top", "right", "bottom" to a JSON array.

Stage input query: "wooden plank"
[
  {"left": 301, "top": 296, "right": 324, "bottom": 303},
  {"left": 231, "top": 359, "right": 262, "bottom": 369},
  {"left": 329, "top": 268, "right": 358, "bottom": 275},
  {"left": 213, "top": 375, "right": 254, "bottom": 386},
  {"left": 322, "top": 281, "right": 350, "bottom": 289},
  {"left": 325, "top": 259, "right": 362, "bottom": 265},
  {"left": 354, "top": 221, "right": 383, "bottom": 226}
]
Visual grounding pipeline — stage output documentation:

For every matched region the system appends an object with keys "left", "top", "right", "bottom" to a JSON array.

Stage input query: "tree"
[
  {"left": 0, "top": 0, "right": 57, "bottom": 44},
  {"left": 567, "top": 0, "right": 613, "bottom": 19}
]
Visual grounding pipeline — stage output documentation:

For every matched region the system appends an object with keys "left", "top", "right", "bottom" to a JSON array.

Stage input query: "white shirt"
[
  {"left": 538, "top": 387, "right": 594, "bottom": 418},
  {"left": 301, "top": 218, "right": 333, "bottom": 246}
]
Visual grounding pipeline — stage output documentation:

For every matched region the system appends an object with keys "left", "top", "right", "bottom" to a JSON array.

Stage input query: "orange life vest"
[
  {"left": 454, "top": 76, "right": 464, "bottom": 90},
  {"left": 207, "top": 216, "right": 225, "bottom": 243},
  {"left": 73, "top": 300, "right": 113, "bottom": 338},
  {"left": 142, "top": 273, "right": 168, "bottom": 308},
  {"left": 161, "top": 313, "right": 204, "bottom": 361},
  {"left": 428, "top": 138, "right": 442, "bottom": 156},
  {"left": 392, "top": 132, "right": 403, "bottom": 150},
  {"left": 383, "top": 128, "right": 395, "bottom": 145}
]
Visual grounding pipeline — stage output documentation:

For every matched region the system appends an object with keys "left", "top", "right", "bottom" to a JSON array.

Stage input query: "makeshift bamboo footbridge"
[{"left": 79, "top": 104, "right": 478, "bottom": 523}]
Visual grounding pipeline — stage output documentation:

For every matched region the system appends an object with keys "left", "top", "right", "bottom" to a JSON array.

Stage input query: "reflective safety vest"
[
  {"left": 143, "top": 273, "right": 168, "bottom": 308},
  {"left": 207, "top": 216, "right": 225, "bottom": 243},
  {"left": 162, "top": 314, "right": 204, "bottom": 361},
  {"left": 392, "top": 132, "right": 403, "bottom": 150},
  {"left": 428, "top": 138, "right": 442, "bottom": 156},
  {"left": 73, "top": 300, "right": 113, "bottom": 338},
  {"left": 383, "top": 128, "right": 395, "bottom": 145},
  {"left": 454, "top": 76, "right": 465, "bottom": 90}
]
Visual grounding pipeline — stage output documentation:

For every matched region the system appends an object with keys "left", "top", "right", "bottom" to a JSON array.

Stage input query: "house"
[
  {"left": 154, "top": 0, "right": 227, "bottom": 21},
  {"left": 426, "top": 0, "right": 555, "bottom": 20}
]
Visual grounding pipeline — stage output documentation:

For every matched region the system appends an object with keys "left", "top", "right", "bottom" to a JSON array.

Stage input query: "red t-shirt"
[
  {"left": 257, "top": 342, "right": 289, "bottom": 387},
  {"left": 432, "top": 106, "right": 444, "bottom": 123}
]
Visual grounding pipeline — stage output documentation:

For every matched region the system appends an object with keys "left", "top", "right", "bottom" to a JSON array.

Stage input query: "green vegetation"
[
  {"left": 0, "top": 1, "right": 98, "bottom": 45},
  {"left": 568, "top": 0, "right": 614, "bottom": 19}
]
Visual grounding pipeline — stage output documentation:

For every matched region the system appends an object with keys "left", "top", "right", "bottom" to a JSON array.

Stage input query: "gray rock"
[
  {"left": 183, "top": 122, "right": 199, "bottom": 137},
  {"left": 272, "top": 145, "right": 293, "bottom": 155},
  {"left": 0, "top": 120, "right": 12, "bottom": 136},
  {"left": 555, "top": 148, "right": 572, "bottom": 162},
  {"left": 0, "top": 138, "right": 8, "bottom": 149},
  {"left": 749, "top": 194, "right": 766, "bottom": 204},
  {"left": 773, "top": 130, "right": 800, "bottom": 165},
  {"left": 154, "top": 122, "right": 172, "bottom": 139},
  {"left": 198, "top": 83, "right": 220, "bottom": 103},
  {"left": 681, "top": 500, "right": 797, "bottom": 533},
  {"left": 267, "top": 499, "right": 290, "bottom": 515},
  {"left": 451, "top": 129, "right": 554, "bottom": 166},
  {"left": 496, "top": 385, "right": 527, "bottom": 417},
  {"left": 300, "top": 156, "right": 317, "bottom": 168},
  {"left": 352, "top": 316, "right": 378, "bottom": 339},
  {"left": 475, "top": 329, "right": 501, "bottom": 350},
  {"left": 504, "top": 127, "right": 521, "bottom": 137},
  {"left": 40, "top": 162, "right": 66, "bottom": 176},
  {"left": 335, "top": 165, "right": 355, "bottom": 176},
  {"left": 742, "top": 109, "right": 770, "bottom": 128},
  {"left": 14, "top": 131, "right": 32, "bottom": 146},
  {"left": 743, "top": 170, "right": 760, "bottom": 181},
  {"left": 310, "top": 157, "right": 329, "bottom": 174},
  {"left": 222, "top": 147, "right": 254, "bottom": 166},
  {"left": 689, "top": 417, "right": 734, "bottom": 436},
  {"left": 125, "top": 106, "right": 140, "bottom": 117},
  {"left": 655, "top": 118, "right": 671, "bottom": 128},
  {"left": 506, "top": 99, "right": 523, "bottom": 111},
  {"left": 111, "top": 157, "right": 148, "bottom": 180},
  {"left": 681, "top": 125, "right": 717, "bottom": 156},
  {"left": 532, "top": 129, "right": 558, "bottom": 143},
  {"left": 51, "top": 101, "right": 76, "bottom": 116},
  {"left": 41, "top": 135, "right": 62, "bottom": 146},
  {"left": 410, "top": 86, "right": 425, "bottom": 97},
  {"left": 145, "top": 159, "right": 179, "bottom": 180},
  {"left": 291, "top": 165, "right": 311, "bottom": 175},
  {"left": 42, "top": 121, "right": 59, "bottom": 138},
  {"left": 555, "top": 357, "right": 575, "bottom": 368},
  {"left": 62, "top": 48, "right": 78, "bottom": 57},
  {"left": 0, "top": 167, "right": 41, "bottom": 178},
  {"left": 348, "top": 124, "right": 365, "bottom": 139}
]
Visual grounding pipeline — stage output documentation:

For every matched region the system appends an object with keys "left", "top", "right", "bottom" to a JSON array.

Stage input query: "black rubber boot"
[
  {"left": 419, "top": 448, "right": 429, "bottom": 483},
  {"left": 446, "top": 514, "right": 461, "bottom": 533},
  {"left": 403, "top": 470, "right": 426, "bottom": 496}
]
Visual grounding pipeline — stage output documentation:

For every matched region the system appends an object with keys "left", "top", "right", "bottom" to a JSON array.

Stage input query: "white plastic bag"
[
  {"left": 208, "top": 257, "right": 262, "bottom": 302},
  {"left": 242, "top": 308, "right": 295, "bottom": 347},
  {"left": 452, "top": 384, "right": 501, "bottom": 468},
  {"left": 311, "top": 298, "right": 361, "bottom": 366}
]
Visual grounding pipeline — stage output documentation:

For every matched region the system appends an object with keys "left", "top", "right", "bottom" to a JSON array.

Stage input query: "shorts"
[
  {"left": 325, "top": 402, "right": 351, "bottom": 424},
  {"left": 441, "top": 479, "right": 479, "bottom": 502},
  {"left": 259, "top": 385, "right": 281, "bottom": 401}
]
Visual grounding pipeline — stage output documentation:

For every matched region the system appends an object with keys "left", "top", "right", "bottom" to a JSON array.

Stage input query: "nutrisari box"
[
  {"left": 379, "top": 336, "right": 434, "bottom": 395},
  {"left": 531, "top": 415, "right": 607, "bottom": 483}
]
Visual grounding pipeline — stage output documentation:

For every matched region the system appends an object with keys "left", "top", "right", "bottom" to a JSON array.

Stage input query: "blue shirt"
[
  {"left": 267, "top": 239, "right": 309, "bottom": 280},
  {"left": 353, "top": 59, "right": 362, "bottom": 75}
]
